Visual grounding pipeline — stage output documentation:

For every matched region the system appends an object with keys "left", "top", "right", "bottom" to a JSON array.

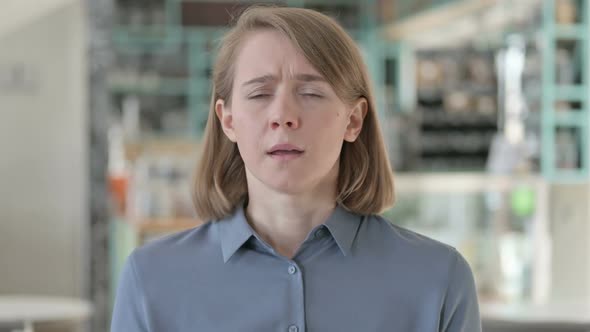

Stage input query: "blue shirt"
[{"left": 111, "top": 203, "right": 481, "bottom": 331}]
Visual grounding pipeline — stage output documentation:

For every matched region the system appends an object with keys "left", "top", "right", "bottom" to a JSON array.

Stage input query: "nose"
[{"left": 269, "top": 92, "right": 300, "bottom": 130}]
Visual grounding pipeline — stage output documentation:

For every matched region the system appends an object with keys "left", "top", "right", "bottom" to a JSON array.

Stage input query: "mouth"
[
  {"left": 267, "top": 150, "right": 304, "bottom": 161},
  {"left": 268, "top": 150, "right": 304, "bottom": 155},
  {"left": 267, "top": 144, "right": 305, "bottom": 159}
]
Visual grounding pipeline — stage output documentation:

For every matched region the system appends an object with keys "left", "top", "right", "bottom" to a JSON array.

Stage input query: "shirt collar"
[
  {"left": 216, "top": 203, "right": 254, "bottom": 263},
  {"left": 322, "top": 204, "right": 362, "bottom": 257},
  {"left": 216, "top": 202, "right": 363, "bottom": 263}
]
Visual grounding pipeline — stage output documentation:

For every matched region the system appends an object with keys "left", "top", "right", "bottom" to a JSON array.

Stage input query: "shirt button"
[
  {"left": 288, "top": 325, "right": 299, "bottom": 332},
  {"left": 288, "top": 265, "right": 297, "bottom": 275}
]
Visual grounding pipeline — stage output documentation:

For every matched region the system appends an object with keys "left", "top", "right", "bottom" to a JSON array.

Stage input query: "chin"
[
  {"left": 246, "top": 167, "right": 327, "bottom": 196},
  {"left": 265, "top": 178, "right": 309, "bottom": 195}
]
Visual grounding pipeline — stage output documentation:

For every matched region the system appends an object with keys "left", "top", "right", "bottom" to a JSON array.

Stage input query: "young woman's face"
[{"left": 216, "top": 29, "right": 365, "bottom": 195}]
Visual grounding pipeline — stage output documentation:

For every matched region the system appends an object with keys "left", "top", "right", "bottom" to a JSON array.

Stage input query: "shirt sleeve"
[
  {"left": 111, "top": 251, "right": 151, "bottom": 332},
  {"left": 440, "top": 249, "right": 482, "bottom": 332}
]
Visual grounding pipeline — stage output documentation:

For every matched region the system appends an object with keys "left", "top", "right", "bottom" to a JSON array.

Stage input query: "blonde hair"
[{"left": 193, "top": 6, "right": 395, "bottom": 220}]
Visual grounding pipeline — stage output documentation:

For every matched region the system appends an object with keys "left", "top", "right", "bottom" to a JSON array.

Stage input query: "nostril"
[{"left": 271, "top": 120, "right": 297, "bottom": 129}]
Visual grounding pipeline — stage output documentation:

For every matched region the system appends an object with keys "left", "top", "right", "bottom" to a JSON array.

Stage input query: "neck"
[{"left": 245, "top": 172, "right": 337, "bottom": 259}]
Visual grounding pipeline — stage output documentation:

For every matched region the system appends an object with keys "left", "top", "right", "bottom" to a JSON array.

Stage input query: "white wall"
[
  {"left": 0, "top": 0, "right": 75, "bottom": 40},
  {"left": 0, "top": 1, "right": 87, "bottom": 297},
  {"left": 549, "top": 183, "right": 590, "bottom": 301}
]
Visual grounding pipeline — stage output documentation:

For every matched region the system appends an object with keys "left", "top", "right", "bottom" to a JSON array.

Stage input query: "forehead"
[{"left": 233, "top": 29, "right": 322, "bottom": 82}]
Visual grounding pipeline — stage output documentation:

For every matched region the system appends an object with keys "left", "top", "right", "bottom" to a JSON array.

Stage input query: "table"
[{"left": 0, "top": 296, "right": 92, "bottom": 332}]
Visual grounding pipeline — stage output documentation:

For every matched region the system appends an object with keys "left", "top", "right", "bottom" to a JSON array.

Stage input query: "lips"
[
  {"left": 267, "top": 144, "right": 304, "bottom": 159},
  {"left": 270, "top": 150, "right": 303, "bottom": 156},
  {"left": 267, "top": 144, "right": 304, "bottom": 154}
]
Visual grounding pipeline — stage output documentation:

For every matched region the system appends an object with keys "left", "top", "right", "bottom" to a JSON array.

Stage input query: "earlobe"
[
  {"left": 215, "top": 99, "right": 237, "bottom": 142},
  {"left": 344, "top": 98, "right": 368, "bottom": 142}
]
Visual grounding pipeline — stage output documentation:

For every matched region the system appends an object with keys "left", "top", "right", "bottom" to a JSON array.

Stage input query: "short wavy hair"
[{"left": 193, "top": 6, "right": 395, "bottom": 221}]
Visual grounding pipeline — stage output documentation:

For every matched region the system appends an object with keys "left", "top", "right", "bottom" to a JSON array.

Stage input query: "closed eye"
[
  {"left": 301, "top": 93, "right": 323, "bottom": 98},
  {"left": 248, "top": 94, "right": 272, "bottom": 100}
]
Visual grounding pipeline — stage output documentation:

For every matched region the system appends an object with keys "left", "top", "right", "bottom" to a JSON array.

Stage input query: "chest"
[{"left": 150, "top": 270, "right": 444, "bottom": 332}]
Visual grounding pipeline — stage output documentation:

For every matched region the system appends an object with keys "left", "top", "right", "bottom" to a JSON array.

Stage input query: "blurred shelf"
[
  {"left": 416, "top": 162, "right": 488, "bottom": 173},
  {"left": 555, "top": 85, "right": 586, "bottom": 102},
  {"left": 420, "top": 147, "right": 490, "bottom": 155},
  {"left": 108, "top": 77, "right": 189, "bottom": 95},
  {"left": 382, "top": 0, "right": 541, "bottom": 50},
  {"left": 382, "top": 0, "right": 495, "bottom": 40},
  {"left": 112, "top": 26, "right": 227, "bottom": 51},
  {"left": 542, "top": 169, "right": 590, "bottom": 184},
  {"left": 112, "top": 26, "right": 184, "bottom": 53},
  {"left": 300, "top": 0, "right": 358, "bottom": 5},
  {"left": 555, "top": 24, "right": 586, "bottom": 40},
  {"left": 416, "top": 106, "right": 497, "bottom": 172},
  {"left": 420, "top": 110, "right": 497, "bottom": 127},
  {"left": 126, "top": 218, "right": 204, "bottom": 234},
  {"left": 395, "top": 172, "right": 545, "bottom": 193},
  {"left": 123, "top": 138, "right": 201, "bottom": 161},
  {"left": 179, "top": 0, "right": 356, "bottom": 4},
  {"left": 541, "top": 0, "right": 590, "bottom": 182},
  {"left": 418, "top": 83, "right": 496, "bottom": 96},
  {"left": 554, "top": 111, "right": 587, "bottom": 127}
]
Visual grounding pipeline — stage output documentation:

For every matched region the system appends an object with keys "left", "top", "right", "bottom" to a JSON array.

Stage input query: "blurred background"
[{"left": 1, "top": 0, "right": 589, "bottom": 331}]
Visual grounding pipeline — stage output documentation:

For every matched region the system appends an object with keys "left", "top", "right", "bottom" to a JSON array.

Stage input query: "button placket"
[{"left": 285, "top": 261, "right": 304, "bottom": 332}]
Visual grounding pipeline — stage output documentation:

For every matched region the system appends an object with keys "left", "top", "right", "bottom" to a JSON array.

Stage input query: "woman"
[{"left": 111, "top": 6, "right": 481, "bottom": 332}]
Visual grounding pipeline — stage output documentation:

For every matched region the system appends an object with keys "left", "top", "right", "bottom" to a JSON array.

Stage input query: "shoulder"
[
  {"left": 366, "top": 214, "right": 458, "bottom": 256},
  {"left": 361, "top": 214, "right": 471, "bottom": 282},
  {"left": 130, "top": 221, "right": 221, "bottom": 273}
]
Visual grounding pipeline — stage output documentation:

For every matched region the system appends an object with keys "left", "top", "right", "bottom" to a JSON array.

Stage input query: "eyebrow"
[
  {"left": 241, "top": 73, "right": 327, "bottom": 87},
  {"left": 242, "top": 74, "right": 276, "bottom": 87}
]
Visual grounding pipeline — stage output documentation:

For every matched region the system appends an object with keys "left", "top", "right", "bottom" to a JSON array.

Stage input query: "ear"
[
  {"left": 215, "top": 99, "right": 237, "bottom": 142},
  {"left": 343, "top": 97, "right": 368, "bottom": 142}
]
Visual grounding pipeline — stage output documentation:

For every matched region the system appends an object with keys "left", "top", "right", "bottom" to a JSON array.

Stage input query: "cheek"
[
  {"left": 305, "top": 113, "right": 347, "bottom": 162},
  {"left": 232, "top": 108, "right": 262, "bottom": 136},
  {"left": 306, "top": 108, "right": 348, "bottom": 138},
  {"left": 230, "top": 112, "right": 264, "bottom": 162}
]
